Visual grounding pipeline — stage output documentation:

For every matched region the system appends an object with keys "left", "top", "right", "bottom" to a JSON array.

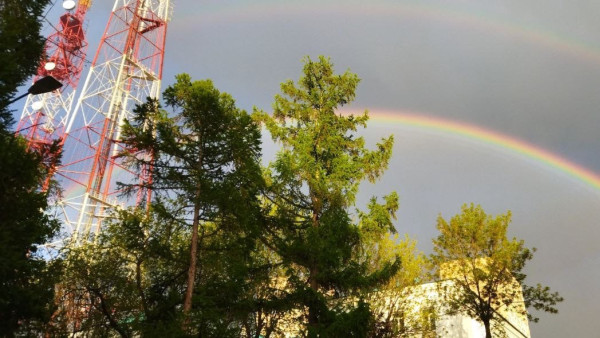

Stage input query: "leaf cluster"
[
  {"left": 0, "top": 0, "right": 50, "bottom": 125},
  {"left": 120, "top": 74, "right": 263, "bottom": 209},
  {"left": 0, "top": 132, "right": 60, "bottom": 335},
  {"left": 430, "top": 203, "right": 562, "bottom": 336}
]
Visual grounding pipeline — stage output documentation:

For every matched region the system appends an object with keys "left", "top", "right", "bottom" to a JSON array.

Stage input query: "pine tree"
[
  {"left": 254, "top": 56, "right": 400, "bottom": 336},
  {"left": 118, "top": 74, "right": 265, "bottom": 335}
]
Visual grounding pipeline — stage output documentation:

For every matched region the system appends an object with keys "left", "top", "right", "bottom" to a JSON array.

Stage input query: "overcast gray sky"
[{"left": 34, "top": 1, "right": 600, "bottom": 336}]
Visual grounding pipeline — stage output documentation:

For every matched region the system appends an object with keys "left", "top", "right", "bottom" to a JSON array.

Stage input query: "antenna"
[
  {"left": 55, "top": 0, "right": 172, "bottom": 245},
  {"left": 16, "top": 0, "right": 93, "bottom": 191}
]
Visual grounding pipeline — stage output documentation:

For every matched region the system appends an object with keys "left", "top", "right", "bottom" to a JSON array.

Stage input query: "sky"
[{"left": 28, "top": 1, "right": 600, "bottom": 336}]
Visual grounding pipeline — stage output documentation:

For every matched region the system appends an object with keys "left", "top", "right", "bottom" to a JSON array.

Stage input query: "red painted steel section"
[
  {"left": 54, "top": 0, "right": 169, "bottom": 241},
  {"left": 15, "top": 1, "right": 92, "bottom": 190}
]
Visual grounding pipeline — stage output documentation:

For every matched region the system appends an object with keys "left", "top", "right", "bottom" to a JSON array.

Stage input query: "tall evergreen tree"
[
  {"left": 254, "top": 56, "right": 400, "bottom": 336},
  {"left": 0, "top": 0, "right": 61, "bottom": 335},
  {"left": 117, "top": 74, "right": 265, "bottom": 335}
]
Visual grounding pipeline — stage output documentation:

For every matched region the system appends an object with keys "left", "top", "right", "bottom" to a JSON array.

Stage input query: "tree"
[
  {"left": 430, "top": 204, "right": 563, "bottom": 338},
  {"left": 116, "top": 74, "right": 266, "bottom": 335},
  {"left": 254, "top": 56, "right": 400, "bottom": 336},
  {"left": 363, "top": 234, "right": 432, "bottom": 337},
  {"left": 0, "top": 0, "right": 61, "bottom": 335},
  {"left": 0, "top": 0, "right": 50, "bottom": 123},
  {"left": 58, "top": 208, "right": 195, "bottom": 337},
  {"left": 0, "top": 131, "right": 60, "bottom": 335}
]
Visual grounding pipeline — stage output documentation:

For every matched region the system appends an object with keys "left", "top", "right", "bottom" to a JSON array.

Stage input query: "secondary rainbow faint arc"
[
  {"left": 365, "top": 110, "right": 600, "bottom": 192},
  {"left": 189, "top": 2, "right": 600, "bottom": 67}
]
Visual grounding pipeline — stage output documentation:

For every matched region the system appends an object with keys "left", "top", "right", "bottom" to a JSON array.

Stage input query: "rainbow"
[
  {"left": 186, "top": 2, "right": 600, "bottom": 67},
  {"left": 364, "top": 109, "right": 600, "bottom": 192},
  {"left": 59, "top": 110, "right": 600, "bottom": 195}
]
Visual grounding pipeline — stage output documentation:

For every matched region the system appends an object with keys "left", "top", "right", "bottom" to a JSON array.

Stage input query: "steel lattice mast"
[
  {"left": 56, "top": 0, "right": 172, "bottom": 244},
  {"left": 16, "top": 0, "right": 93, "bottom": 191}
]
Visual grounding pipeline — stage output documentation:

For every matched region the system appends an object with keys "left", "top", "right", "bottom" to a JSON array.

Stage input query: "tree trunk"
[
  {"left": 483, "top": 319, "right": 492, "bottom": 338},
  {"left": 307, "top": 206, "right": 319, "bottom": 328},
  {"left": 183, "top": 134, "right": 203, "bottom": 330},
  {"left": 135, "top": 259, "right": 148, "bottom": 315},
  {"left": 308, "top": 270, "right": 318, "bottom": 326},
  {"left": 182, "top": 199, "right": 201, "bottom": 325}
]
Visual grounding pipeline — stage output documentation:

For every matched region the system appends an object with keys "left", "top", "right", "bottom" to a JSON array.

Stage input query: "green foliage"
[
  {"left": 59, "top": 209, "right": 188, "bottom": 337},
  {"left": 358, "top": 192, "right": 399, "bottom": 244},
  {"left": 0, "top": 132, "right": 60, "bottom": 335},
  {"left": 0, "top": 2, "right": 62, "bottom": 335},
  {"left": 256, "top": 56, "right": 394, "bottom": 209},
  {"left": 120, "top": 74, "right": 263, "bottom": 204},
  {"left": 308, "top": 299, "right": 374, "bottom": 338},
  {"left": 430, "top": 203, "right": 563, "bottom": 338},
  {"left": 522, "top": 283, "right": 563, "bottom": 323},
  {"left": 56, "top": 75, "right": 264, "bottom": 336},
  {"left": 0, "top": 0, "right": 50, "bottom": 124},
  {"left": 364, "top": 235, "right": 431, "bottom": 337},
  {"left": 254, "top": 56, "right": 400, "bottom": 335}
]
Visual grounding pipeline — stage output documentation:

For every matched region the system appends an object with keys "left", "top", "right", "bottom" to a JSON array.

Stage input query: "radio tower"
[
  {"left": 56, "top": 0, "right": 172, "bottom": 244},
  {"left": 16, "top": 0, "right": 93, "bottom": 191}
]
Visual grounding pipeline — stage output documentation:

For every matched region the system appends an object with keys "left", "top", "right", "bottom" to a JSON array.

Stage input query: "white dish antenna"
[
  {"left": 44, "top": 62, "right": 56, "bottom": 71},
  {"left": 62, "top": 0, "right": 76, "bottom": 10},
  {"left": 32, "top": 101, "right": 44, "bottom": 111}
]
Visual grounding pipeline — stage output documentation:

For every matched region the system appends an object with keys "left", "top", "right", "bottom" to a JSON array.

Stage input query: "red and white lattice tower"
[
  {"left": 16, "top": 0, "right": 93, "bottom": 191},
  {"left": 56, "top": 0, "right": 172, "bottom": 244}
]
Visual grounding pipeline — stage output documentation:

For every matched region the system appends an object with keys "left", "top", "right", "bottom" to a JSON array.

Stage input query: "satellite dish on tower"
[
  {"left": 62, "top": 0, "right": 76, "bottom": 10},
  {"left": 32, "top": 101, "right": 44, "bottom": 111},
  {"left": 44, "top": 62, "right": 56, "bottom": 71}
]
